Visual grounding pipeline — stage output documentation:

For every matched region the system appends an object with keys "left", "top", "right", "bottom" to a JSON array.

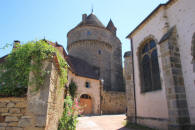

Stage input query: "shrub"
[
  {"left": 58, "top": 95, "right": 79, "bottom": 130},
  {"left": 69, "top": 80, "right": 77, "bottom": 99}
]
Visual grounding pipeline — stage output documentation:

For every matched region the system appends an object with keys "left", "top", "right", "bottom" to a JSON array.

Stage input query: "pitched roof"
[
  {"left": 77, "top": 13, "right": 105, "bottom": 28},
  {"left": 65, "top": 55, "right": 99, "bottom": 80},
  {"left": 124, "top": 51, "right": 132, "bottom": 58},
  {"left": 0, "top": 55, "right": 8, "bottom": 63},
  {"left": 126, "top": 0, "right": 176, "bottom": 38},
  {"left": 106, "top": 19, "right": 116, "bottom": 29}
]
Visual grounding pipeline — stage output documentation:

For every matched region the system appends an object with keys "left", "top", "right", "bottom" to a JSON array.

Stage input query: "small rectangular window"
[{"left": 85, "top": 82, "right": 90, "bottom": 88}]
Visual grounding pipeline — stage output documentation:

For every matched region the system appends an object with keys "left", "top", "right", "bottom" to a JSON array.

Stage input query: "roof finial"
[{"left": 91, "top": 4, "right": 94, "bottom": 14}]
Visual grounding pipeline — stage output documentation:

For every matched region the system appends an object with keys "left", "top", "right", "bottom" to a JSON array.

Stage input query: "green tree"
[{"left": 0, "top": 40, "right": 67, "bottom": 97}]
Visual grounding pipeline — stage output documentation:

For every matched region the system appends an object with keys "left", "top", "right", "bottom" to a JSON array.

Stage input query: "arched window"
[{"left": 140, "top": 39, "right": 161, "bottom": 92}]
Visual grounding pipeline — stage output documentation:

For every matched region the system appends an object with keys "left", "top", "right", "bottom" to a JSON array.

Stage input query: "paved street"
[{"left": 76, "top": 114, "right": 130, "bottom": 130}]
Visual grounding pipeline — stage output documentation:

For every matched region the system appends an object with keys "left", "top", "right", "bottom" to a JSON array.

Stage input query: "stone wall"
[
  {"left": 166, "top": 0, "right": 195, "bottom": 124},
  {"left": 46, "top": 71, "right": 64, "bottom": 130},
  {"left": 68, "top": 40, "right": 112, "bottom": 91},
  {"left": 0, "top": 98, "right": 27, "bottom": 130},
  {"left": 44, "top": 60, "right": 64, "bottom": 130},
  {"left": 0, "top": 58, "right": 65, "bottom": 130},
  {"left": 26, "top": 59, "right": 64, "bottom": 130},
  {"left": 159, "top": 26, "right": 190, "bottom": 129},
  {"left": 124, "top": 52, "right": 136, "bottom": 123},
  {"left": 101, "top": 90, "right": 126, "bottom": 114}
]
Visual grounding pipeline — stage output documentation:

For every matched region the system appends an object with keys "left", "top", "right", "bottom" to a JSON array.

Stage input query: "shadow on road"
[{"left": 118, "top": 126, "right": 131, "bottom": 130}]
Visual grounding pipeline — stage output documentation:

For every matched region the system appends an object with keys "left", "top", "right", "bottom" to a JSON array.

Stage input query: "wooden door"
[{"left": 79, "top": 94, "right": 92, "bottom": 115}]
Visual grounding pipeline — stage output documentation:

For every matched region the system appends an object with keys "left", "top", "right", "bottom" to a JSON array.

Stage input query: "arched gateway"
[{"left": 79, "top": 94, "right": 92, "bottom": 114}]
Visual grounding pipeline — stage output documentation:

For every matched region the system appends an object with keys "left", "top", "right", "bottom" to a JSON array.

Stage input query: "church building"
[{"left": 124, "top": 0, "right": 195, "bottom": 129}]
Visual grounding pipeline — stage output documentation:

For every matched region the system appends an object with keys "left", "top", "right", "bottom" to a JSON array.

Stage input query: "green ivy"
[{"left": 0, "top": 40, "right": 67, "bottom": 97}]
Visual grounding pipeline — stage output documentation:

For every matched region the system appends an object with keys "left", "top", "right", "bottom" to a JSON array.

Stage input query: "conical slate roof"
[
  {"left": 77, "top": 13, "right": 105, "bottom": 28},
  {"left": 106, "top": 19, "right": 116, "bottom": 29}
]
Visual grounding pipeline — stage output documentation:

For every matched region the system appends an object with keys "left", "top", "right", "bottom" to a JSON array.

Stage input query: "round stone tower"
[{"left": 67, "top": 13, "right": 124, "bottom": 91}]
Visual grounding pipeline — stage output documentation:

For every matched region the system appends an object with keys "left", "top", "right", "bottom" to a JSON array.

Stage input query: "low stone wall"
[
  {"left": 101, "top": 90, "right": 126, "bottom": 114},
  {"left": 0, "top": 97, "right": 27, "bottom": 130}
]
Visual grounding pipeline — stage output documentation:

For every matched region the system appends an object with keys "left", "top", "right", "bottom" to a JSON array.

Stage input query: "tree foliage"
[
  {"left": 0, "top": 40, "right": 67, "bottom": 97},
  {"left": 69, "top": 80, "right": 77, "bottom": 99}
]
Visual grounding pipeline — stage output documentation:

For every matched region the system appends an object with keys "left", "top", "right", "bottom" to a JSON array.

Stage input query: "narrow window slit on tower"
[{"left": 98, "top": 50, "right": 101, "bottom": 55}]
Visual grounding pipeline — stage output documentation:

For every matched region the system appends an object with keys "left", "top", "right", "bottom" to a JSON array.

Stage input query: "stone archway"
[{"left": 79, "top": 94, "right": 92, "bottom": 115}]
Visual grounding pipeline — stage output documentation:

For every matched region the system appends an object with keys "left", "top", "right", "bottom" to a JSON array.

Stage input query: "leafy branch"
[{"left": 0, "top": 40, "right": 68, "bottom": 97}]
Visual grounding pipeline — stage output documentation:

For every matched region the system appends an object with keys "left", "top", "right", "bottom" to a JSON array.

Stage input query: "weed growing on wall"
[{"left": 0, "top": 40, "right": 67, "bottom": 97}]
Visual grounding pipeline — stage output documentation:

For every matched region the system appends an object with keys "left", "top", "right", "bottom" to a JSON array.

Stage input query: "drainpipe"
[
  {"left": 130, "top": 37, "right": 137, "bottom": 124},
  {"left": 100, "top": 79, "right": 104, "bottom": 115}
]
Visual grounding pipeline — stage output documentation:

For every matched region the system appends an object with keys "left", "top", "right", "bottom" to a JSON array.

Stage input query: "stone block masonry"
[
  {"left": 0, "top": 97, "right": 27, "bottom": 130},
  {"left": 67, "top": 16, "right": 124, "bottom": 92},
  {"left": 0, "top": 58, "right": 65, "bottom": 130},
  {"left": 101, "top": 90, "right": 126, "bottom": 114},
  {"left": 124, "top": 52, "right": 136, "bottom": 123},
  {"left": 159, "top": 26, "right": 191, "bottom": 130},
  {"left": 26, "top": 59, "right": 64, "bottom": 130}
]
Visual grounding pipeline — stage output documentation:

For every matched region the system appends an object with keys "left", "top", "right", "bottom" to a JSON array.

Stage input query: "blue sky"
[{"left": 0, "top": 0, "right": 168, "bottom": 60}]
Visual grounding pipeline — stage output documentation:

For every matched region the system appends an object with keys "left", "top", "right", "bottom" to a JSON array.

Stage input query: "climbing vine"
[{"left": 0, "top": 40, "right": 67, "bottom": 97}]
